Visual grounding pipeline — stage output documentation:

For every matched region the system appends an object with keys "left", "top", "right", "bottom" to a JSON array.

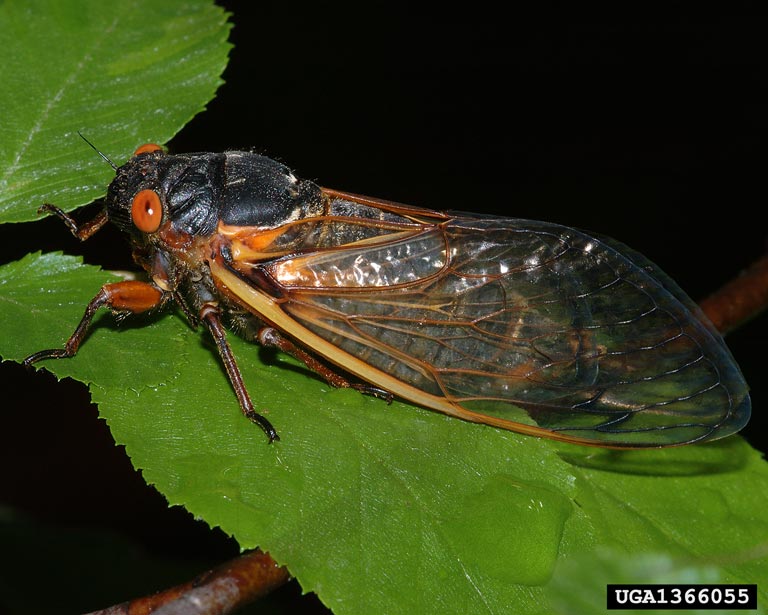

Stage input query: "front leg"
[
  {"left": 23, "top": 280, "right": 165, "bottom": 365},
  {"left": 37, "top": 204, "right": 109, "bottom": 241}
]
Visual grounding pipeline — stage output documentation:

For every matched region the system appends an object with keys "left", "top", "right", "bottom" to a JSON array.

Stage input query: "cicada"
[{"left": 24, "top": 143, "right": 751, "bottom": 448}]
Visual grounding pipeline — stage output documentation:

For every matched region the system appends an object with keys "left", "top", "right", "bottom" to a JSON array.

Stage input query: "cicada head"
[
  {"left": 106, "top": 145, "right": 325, "bottom": 243},
  {"left": 104, "top": 145, "right": 327, "bottom": 292},
  {"left": 105, "top": 145, "right": 220, "bottom": 244}
]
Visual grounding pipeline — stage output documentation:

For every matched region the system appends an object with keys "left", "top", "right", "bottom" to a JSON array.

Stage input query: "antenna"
[{"left": 77, "top": 131, "right": 118, "bottom": 171}]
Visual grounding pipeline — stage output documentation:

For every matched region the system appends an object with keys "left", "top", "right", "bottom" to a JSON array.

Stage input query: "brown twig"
[
  {"left": 699, "top": 252, "right": 768, "bottom": 334},
  {"left": 85, "top": 549, "right": 290, "bottom": 615}
]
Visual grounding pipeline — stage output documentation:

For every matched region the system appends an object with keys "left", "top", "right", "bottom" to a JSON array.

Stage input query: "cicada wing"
[{"left": 226, "top": 214, "right": 750, "bottom": 448}]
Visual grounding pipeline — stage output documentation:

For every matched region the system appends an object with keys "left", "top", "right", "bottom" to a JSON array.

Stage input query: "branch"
[
  {"left": 85, "top": 549, "right": 290, "bottom": 615},
  {"left": 699, "top": 252, "right": 768, "bottom": 334}
]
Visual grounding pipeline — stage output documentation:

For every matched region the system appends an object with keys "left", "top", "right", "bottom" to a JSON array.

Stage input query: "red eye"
[
  {"left": 131, "top": 189, "right": 163, "bottom": 233},
  {"left": 134, "top": 143, "right": 163, "bottom": 156}
]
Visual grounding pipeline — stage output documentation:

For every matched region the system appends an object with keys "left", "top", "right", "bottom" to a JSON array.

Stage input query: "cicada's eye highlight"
[
  {"left": 131, "top": 189, "right": 163, "bottom": 233},
  {"left": 134, "top": 143, "right": 163, "bottom": 156}
]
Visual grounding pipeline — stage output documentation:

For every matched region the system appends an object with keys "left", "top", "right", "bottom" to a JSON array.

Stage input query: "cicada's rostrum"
[{"left": 25, "top": 143, "right": 751, "bottom": 448}]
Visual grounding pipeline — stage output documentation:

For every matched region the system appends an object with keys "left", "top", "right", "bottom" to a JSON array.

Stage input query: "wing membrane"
[{"left": 226, "top": 212, "right": 750, "bottom": 448}]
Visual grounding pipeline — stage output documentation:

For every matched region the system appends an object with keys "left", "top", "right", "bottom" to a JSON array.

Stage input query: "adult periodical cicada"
[{"left": 24, "top": 143, "right": 751, "bottom": 448}]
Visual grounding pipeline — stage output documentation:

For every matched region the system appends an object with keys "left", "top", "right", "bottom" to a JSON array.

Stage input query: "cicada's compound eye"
[
  {"left": 134, "top": 143, "right": 163, "bottom": 156},
  {"left": 131, "top": 189, "right": 163, "bottom": 233}
]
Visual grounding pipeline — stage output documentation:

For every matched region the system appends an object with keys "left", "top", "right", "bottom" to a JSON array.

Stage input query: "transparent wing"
[{"left": 230, "top": 215, "right": 750, "bottom": 447}]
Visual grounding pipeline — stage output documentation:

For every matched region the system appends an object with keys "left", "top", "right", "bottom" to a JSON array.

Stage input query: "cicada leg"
[
  {"left": 256, "top": 327, "right": 394, "bottom": 403},
  {"left": 199, "top": 304, "right": 280, "bottom": 442},
  {"left": 23, "top": 280, "right": 166, "bottom": 365},
  {"left": 38, "top": 204, "right": 109, "bottom": 241}
]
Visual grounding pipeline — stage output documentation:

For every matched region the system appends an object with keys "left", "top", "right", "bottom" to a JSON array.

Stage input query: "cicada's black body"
[{"left": 27, "top": 144, "right": 751, "bottom": 448}]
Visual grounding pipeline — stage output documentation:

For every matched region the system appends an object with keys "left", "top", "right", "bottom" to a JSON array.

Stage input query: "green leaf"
[
  {"left": 1, "top": 252, "right": 767, "bottom": 615},
  {"left": 0, "top": 0, "right": 232, "bottom": 223}
]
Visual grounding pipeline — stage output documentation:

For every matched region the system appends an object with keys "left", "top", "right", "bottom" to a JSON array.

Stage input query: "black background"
[{"left": 1, "top": 4, "right": 765, "bottom": 613}]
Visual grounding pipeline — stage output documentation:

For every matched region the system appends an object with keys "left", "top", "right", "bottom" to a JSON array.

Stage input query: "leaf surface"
[{"left": 0, "top": 0, "right": 231, "bottom": 222}]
